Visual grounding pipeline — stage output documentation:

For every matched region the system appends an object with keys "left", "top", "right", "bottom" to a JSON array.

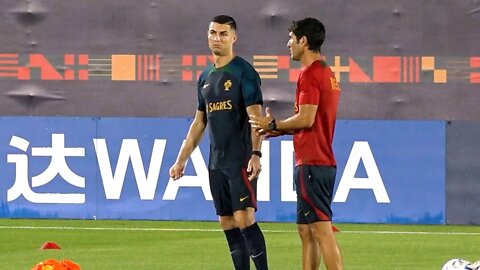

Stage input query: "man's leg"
[
  {"left": 220, "top": 215, "right": 250, "bottom": 270},
  {"left": 234, "top": 207, "right": 268, "bottom": 270},
  {"left": 210, "top": 169, "right": 250, "bottom": 270},
  {"left": 297, "top": 224, "right": 321, "bottom": 270},
  {"left": 310, "top": 221, "right": 342, "bottom": 270}
]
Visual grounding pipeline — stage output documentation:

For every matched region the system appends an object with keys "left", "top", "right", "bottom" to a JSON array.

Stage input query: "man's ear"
[
  {"left": 232, "top": 33, "right": 237, "bottom": 43},
  {"left": 300, "top": 36, "right": 308, "bottom": 47}
]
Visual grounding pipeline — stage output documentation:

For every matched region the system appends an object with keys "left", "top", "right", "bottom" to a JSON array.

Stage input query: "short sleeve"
[
  {"left": 197, "top": 78, "right": 206, "bottom": 112},
  {"left": 298, "top": 71, "right": 320, "bottom": 105},
  {"left": 241, "top": 66, "right": 263, "bottom": 107}
]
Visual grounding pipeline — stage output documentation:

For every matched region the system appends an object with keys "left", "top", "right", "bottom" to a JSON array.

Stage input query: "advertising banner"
[{"left": 0, "top": 117, "right": 445, "bottom": 223}]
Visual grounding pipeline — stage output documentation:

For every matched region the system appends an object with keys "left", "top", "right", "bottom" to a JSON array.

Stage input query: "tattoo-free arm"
[
  {"left": 246, "top": 104, "right": 263, "bottom": 180},
  {"left": 170, "top": 110, "right": 207, "bottom": 180},
  {"left": 276, "top": 104, "right": 317, "bottom": 131},
  {"left": 246, "top": 104, "right": 263, "bottom": 151},
  {"left": 175, "top": 110, "right": 207, "bottom": 164}
]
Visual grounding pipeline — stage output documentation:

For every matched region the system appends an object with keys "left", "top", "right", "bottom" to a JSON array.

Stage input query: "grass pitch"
[{"left": 1, "top": 219, "right": 479, "bottom": 269}]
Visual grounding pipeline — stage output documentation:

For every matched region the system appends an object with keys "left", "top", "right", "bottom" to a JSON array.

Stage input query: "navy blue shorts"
[
  {"left": 295, "top": 165, "right": 336, "bottom": 224},
  {"left": 209, "top": 167, "right": 257, "bottom": 216}
]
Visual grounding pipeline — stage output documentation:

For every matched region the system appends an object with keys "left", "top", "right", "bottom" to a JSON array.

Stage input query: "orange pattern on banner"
[
  {"left": 0, "top": 53, "right": 478, "bottom": 84},
  {"left": 253, "top": 55, "right": 279, "bottom": 79},
  {"left": 434, "top": 70, "right": 447, "bottom": 83},
  {"left": 112, "top": 55, "right": 136, "bottom": 81},
  {"left": 421, "top": 56, "right": 447, "bottom": 83},
  {"left": 422, "top": 57, "right": 435, "bottom": 70},
  {"left": 331, "top": 56, "right": 350, "bottom": 82}
]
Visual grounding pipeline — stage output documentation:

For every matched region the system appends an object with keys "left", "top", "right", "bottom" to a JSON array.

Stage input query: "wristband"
[{"left": 252, "top": 150, "right": 262, "bottom": 158}]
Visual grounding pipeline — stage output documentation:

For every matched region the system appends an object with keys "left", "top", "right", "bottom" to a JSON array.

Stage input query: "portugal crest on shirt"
[{"left": 224, "top": 80, "right": 232, "bottom": 91}]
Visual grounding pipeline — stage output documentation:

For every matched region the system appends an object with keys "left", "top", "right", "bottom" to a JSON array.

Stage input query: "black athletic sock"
[
  {"left": 241, "top": 222, "right": 268, "bottom": 270},
  {"left": 224, "top": 227, "right": 250, "bottom": 270}
]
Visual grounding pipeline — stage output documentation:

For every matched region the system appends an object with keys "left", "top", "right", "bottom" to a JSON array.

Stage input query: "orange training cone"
[{"left": 31, "top": 259, "right": 81, "bottom": 270}]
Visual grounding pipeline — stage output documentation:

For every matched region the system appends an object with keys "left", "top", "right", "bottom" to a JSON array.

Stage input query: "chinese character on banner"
[{"left": 7, "top": 134, "right": 85, "bottom": 204}]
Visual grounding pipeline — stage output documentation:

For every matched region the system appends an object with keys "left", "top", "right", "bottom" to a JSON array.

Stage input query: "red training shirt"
[{"left": 293, "top": 60, "right": 340, "bottom": 166}]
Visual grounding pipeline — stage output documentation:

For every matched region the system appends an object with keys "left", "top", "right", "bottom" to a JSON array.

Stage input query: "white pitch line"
[{"left": 0, "top": 226, "right": 480, "bottom": 235}]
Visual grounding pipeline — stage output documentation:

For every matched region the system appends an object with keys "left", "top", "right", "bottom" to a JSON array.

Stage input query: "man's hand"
[
  {"left": 169, "top": 162, "right": 186, "bottom": 180},
  {"left": 246, "top": 155, "right": 262, "bottom": 181},
  {"left": 249, "top": 107, "right": 275, "bottom": 134}
]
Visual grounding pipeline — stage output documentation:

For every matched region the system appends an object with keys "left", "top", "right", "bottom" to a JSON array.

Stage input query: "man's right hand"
[{"left": 169, "top": 162, "right": 185, "bottom": 180}]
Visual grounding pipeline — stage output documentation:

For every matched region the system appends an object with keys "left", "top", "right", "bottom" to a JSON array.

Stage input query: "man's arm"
[
  {"left": 246, "top": 104, "right": 263, "bottom": 180},
  {"left": 276, "top": 104, "right": 317, "bottom": 131},
  {"left": 169, "top": 110, "right": 207, "bottom": 180},
  {"left": 249, "top": 105, "right": 317, "bottom": 135},
  {"left": 247, "top": 104, "right": 263, "bottom": 152}
]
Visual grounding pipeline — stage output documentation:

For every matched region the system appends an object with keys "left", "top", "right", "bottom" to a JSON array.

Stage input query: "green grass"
[{"left": 1, "top": 219, "right": 480, "bottom": 269}]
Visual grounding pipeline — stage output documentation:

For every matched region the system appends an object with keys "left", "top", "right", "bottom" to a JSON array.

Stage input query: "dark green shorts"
[
  {"left": 209, "top": 167, "right": 257, "bottom": 216},
  {"left": 295, "top": 165, "right": 336, "bottom": 224}
]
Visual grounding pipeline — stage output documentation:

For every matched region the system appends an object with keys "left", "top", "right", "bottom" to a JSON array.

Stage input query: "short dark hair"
[
  {"left": 288, "top": 18, "right": 325, "bottom": 53},
  {"left": 211, "top": 15, "right": 237, "bottom": 31}
]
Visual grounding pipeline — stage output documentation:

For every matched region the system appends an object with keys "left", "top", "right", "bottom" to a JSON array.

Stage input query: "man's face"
[
  {"left": 287, "top": 32, "right": 303, "bottom": 61},
  {"left": 208, "top": 22, "right": 236, "bottom": 56}
]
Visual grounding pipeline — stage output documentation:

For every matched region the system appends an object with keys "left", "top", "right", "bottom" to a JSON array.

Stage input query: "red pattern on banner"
[
  {"left": 348, "top": 58, "right": 372, "bottom": 82},
  {"left": 415, "top": 56, "right": 420, "bottom": 82},
  {"left": 64, "top": 55, "right": 75, "bottom": 65},
  {"left": 471, "top": 57, "right": 480, "bottom": 83},
  {"left": 196, "top": 55, "right": 207, "bottom": 66},
  {"left": 289, "top": 69, "right": 301, "bottom": 82},
  {"left": 182, "top": 55, "right": 192, "bottom": 66},
  {"left": 0, "top": 54, "right": 29, "bottom": 79},
  {"left": 182, "top": 70, "right": 192, "bottom": 81},
  {"left": 277, "top": 56, "right": 290, "bottom": 69},
  {"left": 0, "top": 53, "right": 478, "bottom": 84},
  {"left": 30, "top": 54, "right": 63, "bottom": 80},
  {"left": 373, "top": 57, "right": 401, "bottom": 83},
  {"left": 156, "top": 55, "right": 160, "bottom": 81},
  {"left": 78, "top": 55, "right": 88, "bottom": 65}
]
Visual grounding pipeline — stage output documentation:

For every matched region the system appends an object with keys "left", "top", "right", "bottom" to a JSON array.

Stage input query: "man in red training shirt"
[{"left": 249, "top": 17, "right": 342, "bottom": 270}]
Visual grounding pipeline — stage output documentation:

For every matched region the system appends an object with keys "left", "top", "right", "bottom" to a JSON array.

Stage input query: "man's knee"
[
  {"left": 297, "top": 224, "right": 314, "bottom": 241},
  {"left": 233, "top": 208, "right": 256, "bottom": 229},
  {"left": 310, "top": 221, "right": 334, "bottom": 241},
  {"left": 219, "top": 215, "right": 237, "bottom": 230}
]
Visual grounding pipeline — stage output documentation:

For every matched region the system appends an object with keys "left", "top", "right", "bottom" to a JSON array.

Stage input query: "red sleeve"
[{"left": 297, "top": 70, "right": 321, "bottom": 105}]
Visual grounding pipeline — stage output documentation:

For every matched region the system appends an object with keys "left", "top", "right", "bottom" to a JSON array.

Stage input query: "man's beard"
[{"left": 212, "top": 49, "right": 224, "bottom": 56}]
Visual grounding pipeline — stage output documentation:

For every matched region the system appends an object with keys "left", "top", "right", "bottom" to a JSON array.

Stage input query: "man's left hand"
[{"left": 246, "top": 155, "right": 262, "bottom": 181}]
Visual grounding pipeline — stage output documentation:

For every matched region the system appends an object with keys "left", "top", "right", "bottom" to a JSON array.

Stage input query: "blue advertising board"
[{"left": 0, "top": 117, "right": 445, "bottom": 224}]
